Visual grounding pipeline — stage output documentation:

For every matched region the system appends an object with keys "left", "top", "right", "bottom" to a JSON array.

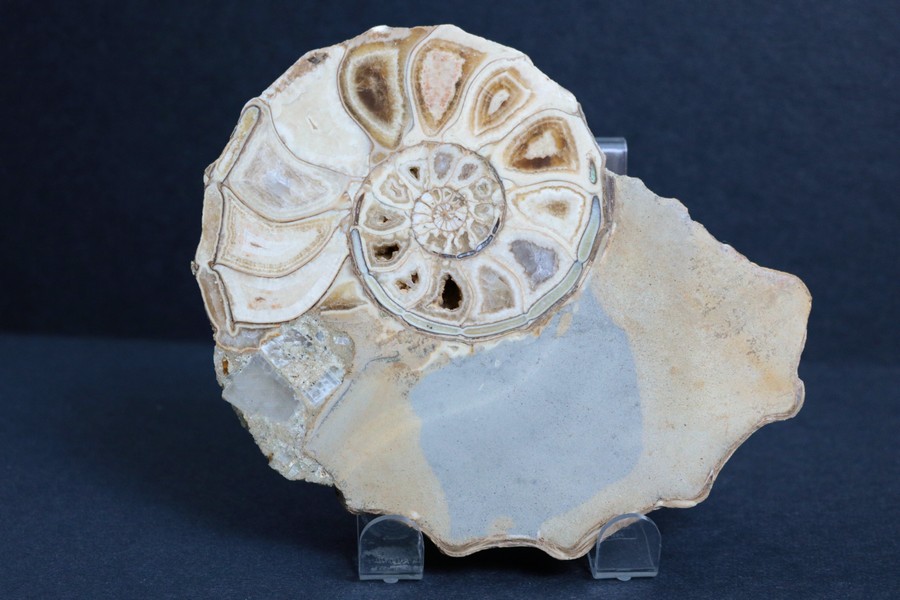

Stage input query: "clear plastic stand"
[
  {"left": 355, "top": 137, "right": 649, "bottom": 584},
  {"left": 588, "top": 513, "right": 661, "bottom": 580},
  {"left": 357, "top": 514, "right": 424, "bottom": 583},
  {"left": 596, "top": 137, "right": 628, "bottom": 175}
]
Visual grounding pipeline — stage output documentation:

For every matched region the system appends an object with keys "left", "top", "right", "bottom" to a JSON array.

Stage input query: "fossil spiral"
[{"left": 195, "top": 25, "right": 605, "bottom": 346}]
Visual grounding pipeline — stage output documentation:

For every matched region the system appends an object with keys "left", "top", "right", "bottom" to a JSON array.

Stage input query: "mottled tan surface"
[
  {"left": 538, "top": 174, "right": 809, "bottom": 555},
  {"left": 193, "top": 25, "right": 810, "bottom": 559}
]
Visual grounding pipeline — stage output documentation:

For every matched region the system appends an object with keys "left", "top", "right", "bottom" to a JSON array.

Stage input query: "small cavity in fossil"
[
  {"left": 438, "top": 274, "right": 463, "bottom": 310},
  {"left": 373, "top": 242, "right": 401, "bottom": 262}
]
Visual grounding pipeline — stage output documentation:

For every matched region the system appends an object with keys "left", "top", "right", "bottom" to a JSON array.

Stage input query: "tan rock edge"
[{"left": 193, "top": 25, "right": 810, "bottom": 559}]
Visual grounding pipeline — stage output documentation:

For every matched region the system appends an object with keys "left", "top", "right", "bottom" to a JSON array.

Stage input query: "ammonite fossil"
[{"left": 193, "top": 25, "right": 810, "bottom": 559}]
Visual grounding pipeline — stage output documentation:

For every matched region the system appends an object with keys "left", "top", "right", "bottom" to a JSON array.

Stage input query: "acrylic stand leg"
[
  {"left": 357, "top": 514, "right": 424, "bottom": 583},
  {"left": 353, "top": 136, "right": 631, "bottom": 584},
  {"left": 596, "top": 137, "right": 628, "bottom": 176},
  {"left": 588, "top": 513, "right": 661, "bottom": 580}
]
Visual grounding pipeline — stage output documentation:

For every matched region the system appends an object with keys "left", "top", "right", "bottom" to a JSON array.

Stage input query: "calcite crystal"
[{"left": 192, "top": 25, "right": 810, "bottom": 559}]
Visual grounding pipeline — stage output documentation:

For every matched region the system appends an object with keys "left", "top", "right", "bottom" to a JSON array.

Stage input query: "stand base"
[
  {"left": 356, "top": 512, "right": 660, "bottom": 583},
  {"left": 357, "top": 514, "right": 424, "bottom": 583},
  {"left": 588, "top": 513, "right": 661, "bottom": 580}
]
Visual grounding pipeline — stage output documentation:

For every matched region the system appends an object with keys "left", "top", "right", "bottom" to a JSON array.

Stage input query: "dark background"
[
  {"left": 1, "top": 0, "right": 898, "bottom": 362},
  {"left": 1, "top": 1, "right": 898, "bottom": 598}
]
